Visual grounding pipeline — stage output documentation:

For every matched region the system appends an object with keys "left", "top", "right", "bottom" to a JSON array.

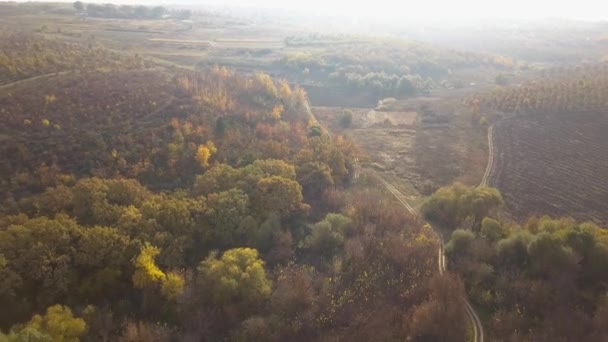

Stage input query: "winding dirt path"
[
  {"left": 0, "top": 71, "right": 73, "bottom": 91},
  {"left": 376, "top": 175, "right": 484, "bottom": 342},
  {"left": 480, "top": 125, "right": 495, "bottom": 187}
]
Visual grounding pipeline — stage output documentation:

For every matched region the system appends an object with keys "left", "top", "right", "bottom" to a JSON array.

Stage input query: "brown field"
[
  {"left": 213, "top": 38, "right": 284, "bottom": 49},
  {"left": 304, "top": 85, "right": 380, "bottom": 107},
  {"left": 313, "top": 95, "right": 487, "bottom": 202},
  {"left": 491, "top": 114, "right": 608, "bottom": 225}
]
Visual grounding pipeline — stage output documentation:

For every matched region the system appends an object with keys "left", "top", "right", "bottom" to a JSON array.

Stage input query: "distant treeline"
[
  {"left": 278, "top": 34, "right": 514, "bottom": 99},
  {"left": 73, "top": 2, "right": 192, "bottom": 20}
]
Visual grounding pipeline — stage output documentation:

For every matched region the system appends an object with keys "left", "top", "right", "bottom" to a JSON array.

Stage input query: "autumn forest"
[{"left": 2, "top": 2, "right": 608, "bottom": 342}]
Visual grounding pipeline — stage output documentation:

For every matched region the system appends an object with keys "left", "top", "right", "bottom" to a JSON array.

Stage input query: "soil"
[{"left": 491, "top": 114, "right": 608, "bottom": 225}]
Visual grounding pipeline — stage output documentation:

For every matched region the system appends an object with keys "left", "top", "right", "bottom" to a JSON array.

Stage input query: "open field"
[
  {"left": 491, "top": 114, "right": 608, "bottom": 224},
  {"left": 313, "top": 92, "right": 487, "bottom": 200}
]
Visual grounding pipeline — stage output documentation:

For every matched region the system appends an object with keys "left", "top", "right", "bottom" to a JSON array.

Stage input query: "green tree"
[
  {"left": 73, "top": 1, "right": 84, "bottom": 12},
  {"left": 480, "top": 217, "right": 505, "bottom": 242},
  {"left": 197, "top": 248, "right": 271, "bottom": 307},
  {"left": 527, "top": 232, "right": 578, "bottom": 277},
  {"left": 339, "top": 109, "right": 353, "bottom": 128},
  {"left": 6, "top": 305, "right": 86, "bottom": 342},
  {"left": 301, "top": 213, "right": 352, "bottom": 260},
  {"left": 297, "top": 162, "right": 334, "bottom": 199},
  {"left": 205, "top": 189, "right": 251, "bottom": 247},
  {"left": 422, "top": 184, "right": 503, "bottom": 231},
  {"left": 250, "top": 159, "right": 296, "bottom": 180},
  {"left": 255, "top": 176, "right": 307, "bottom": 218},
  {"left": 75, "top": 226, "right": 132, "bottom": 300},
  {"left": 193, "top": 164, "right": 239, "bottom": 196},
  {"left": 0, "top": 216, "right": 82, "bottom": 309},
  {"left": 444, "top": 229, "right": 476, "bottom": 258}
]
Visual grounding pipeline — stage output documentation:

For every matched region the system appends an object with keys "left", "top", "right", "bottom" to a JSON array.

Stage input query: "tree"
[
  {"left": 495, "top": 73, "right": 508, "bottom": 86},
  {"left": 132, "top": 243, "right": 165, "bottom": 289},
  {"left": 297, "top": 162, "right": 334, "bottom": 200},
  {"left": 250, "top": 159, "right": 296, "bottom": 180},
  {"left": 132, "top": 243, "right": 184, "bottom": 301},
  {"left": 6, "top": 305, "right": 86, "bottom": 342},
  {"left": 205, "top": 189, "right": 251, "bottom": 247},
  {"left": 410, "top": 274, "right": 466, "bottom": 341},
  {"left": 301, "top": 213, "right": 352, "bottom": 260},
  {"left": 444, "top": 229, "right": 476, "bottom": 258},
  {"left": 481, "top": 217, "right": 504, "bottom": 241},
  {"left": 255, "top": 176, "right": 308, "bottom": 218},
  {"left": 196, "top": 141, "right": 217, "bottom": 169},
  {"left": 0, "top": 216, "right": 82, "bottom": 310},
  {"left": 161, "top": 272, "right": 185, "bottom": 300},
  {"left": 527, "top": 232, "right": 578, "bottom": 277},
  {"left": 270, "top": 104, "right": 284, "bottom": 120},
  {"left": 193, "top": 164, "right": 240, "bottom": 196},
  {"left": 421, "top": 184, "right": 503, "bottom": 231},
  {"left": 197, "top": 248, "right": 271, "bottom": 306},
  {"left": 73, "top": 1, "right": 84, "bottom": 12},
  {"left": 75, "top": 226, "right": 132, "bottom": 300},
  {"left": 339, "top": 109, "right": 353, "bottom": 128}
]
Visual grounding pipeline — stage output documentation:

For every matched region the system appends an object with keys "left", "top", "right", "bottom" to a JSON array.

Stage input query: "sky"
[
  {"left": 27, "top": 0, "right": 608, "bottom": 22},
  {"left": 177, "top": 0, "right": 608, "bottom": 21}
]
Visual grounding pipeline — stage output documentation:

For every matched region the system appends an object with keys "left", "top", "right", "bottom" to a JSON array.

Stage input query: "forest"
[
  {"left": 422, "top": 184, "right": 608, "bottom": 341},
  {"left": 277, "top": 35, "right": 515, "bottom": 99},
  {"left": 2, "top": 2, "right": 608, "bottom": 341},
  {"left": 0, "top": 30, "right": 466, "bottom": 341}
]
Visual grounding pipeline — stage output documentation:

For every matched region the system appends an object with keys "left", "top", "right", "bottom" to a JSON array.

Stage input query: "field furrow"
[{"left": 491, "top": 115, "right": 608, "bottom": 225}]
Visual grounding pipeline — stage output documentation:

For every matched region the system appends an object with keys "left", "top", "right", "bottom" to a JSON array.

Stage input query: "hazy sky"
[
  {"left": 31, "top": 0, "right": 608, "bottom": 21},
  {"left": 184, "top": 0, "right": 608, "bottom": 21}
]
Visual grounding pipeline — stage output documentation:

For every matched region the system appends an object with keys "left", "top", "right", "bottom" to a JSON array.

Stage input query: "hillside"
[{"left": 0, "top": 30, "right": 466, "bottom": 341}]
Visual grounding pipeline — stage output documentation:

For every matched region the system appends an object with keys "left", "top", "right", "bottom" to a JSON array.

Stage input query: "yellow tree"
[
  {"left": 132, "top": 243, "right": 184, "bottom": 300},
  {"left": 195, "top": 141, "right": 217, "bottom": 168},
  {"left": 270, "top": 104, "right": 284, "bottom": 120},
  {"left": 132, "top": 243, "right": 165, "bottom": 289}
]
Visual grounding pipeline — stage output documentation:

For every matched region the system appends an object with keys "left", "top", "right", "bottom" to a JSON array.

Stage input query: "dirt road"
[
  {"left": 480, "top": 125, "right": 495, "bottom": 187},
  {"left": 377, "top": 176, "right": 484, "bottom": 342}
]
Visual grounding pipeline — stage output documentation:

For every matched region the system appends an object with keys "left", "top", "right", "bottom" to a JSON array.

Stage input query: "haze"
[{"left": 34, "top": 0, "right": 608, "bottom": 21}]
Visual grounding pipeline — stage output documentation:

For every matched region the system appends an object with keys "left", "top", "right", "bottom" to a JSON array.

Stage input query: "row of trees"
[
  {"left": 469, "top": 62, "right": 608, "bottom": 115},
  {"left": 422, "top": 184, "right": 608, "bottom": 340},
  {"left": 278, "top": 35, "right": 514, "bottom": 98}
]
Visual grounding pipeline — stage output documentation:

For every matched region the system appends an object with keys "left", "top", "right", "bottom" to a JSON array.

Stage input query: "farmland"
[{"left": 490, "top": 114, "right": 608, "bottom": 225}]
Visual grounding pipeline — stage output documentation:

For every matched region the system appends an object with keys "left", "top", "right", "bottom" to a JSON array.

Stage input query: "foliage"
[
  {"left": 0, "top": 39, "right": 460, "bottom": 340},
  {"left": 300, "top": 213, "right": 352, "bottom": 260},
  {"left": 339, "top": 109, "right": 353, "bottom": 128},
  {"left": 5, "top": 305, "right": 86, "bottom": 342},
  {"left": 279, "top": 34, "right": 513, "bottom": 98},
  {"left": 132, "top": 243, "right": 165, "bottom": 289},
  {"left": 195, "top": 141, "right": 217, "bottom": 169},
  {"left": 161, "top": 272, "right": 185, "bottom": 301},
  {"left": 197, "top": 248, "right": 271, "bottom": 306},
  {"left": 470, "top": 62, "right": 608, "bottom": 115},
  {"left": 444, "top": 204, "right": 608, "bottom": 340},
  {"left": 421, "top": 183, "right": 503, "bottom": 231}
]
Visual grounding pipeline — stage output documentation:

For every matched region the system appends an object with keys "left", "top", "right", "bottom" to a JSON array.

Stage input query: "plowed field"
[{"left": 491, "top": 114, "right": 608, "bottom": 224}]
